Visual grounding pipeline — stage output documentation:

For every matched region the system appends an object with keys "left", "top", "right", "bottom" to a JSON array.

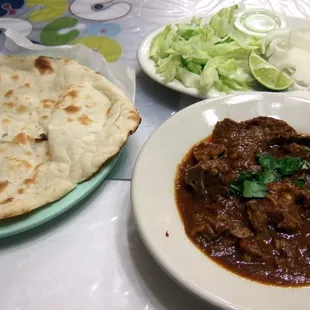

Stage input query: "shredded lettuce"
[
  {"left": 176, "top": 67, "right": 200, "bottom": 88},
  {"left": 149, "top": 5, "right": 262, "bottom": 93},
  {"left": 156, "top": 54, "right": 182, "bottom": 82}
]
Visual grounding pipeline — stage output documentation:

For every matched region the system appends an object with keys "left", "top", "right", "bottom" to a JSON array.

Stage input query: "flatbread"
[{"left": 0, "top": 56, "right": 140, "bottom": 218}]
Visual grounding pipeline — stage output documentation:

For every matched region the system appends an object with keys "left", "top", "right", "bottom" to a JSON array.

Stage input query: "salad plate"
[
  {"left": 138, "top": 9, "right": 310, "bottom": 98},
  {"left": 131, "top": 92, "right": 310, "bottom": 310}
]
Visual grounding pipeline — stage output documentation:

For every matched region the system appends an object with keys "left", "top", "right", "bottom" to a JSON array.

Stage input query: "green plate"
[{"left": 0, "top": 153, "right": 120, "bottom": 238}]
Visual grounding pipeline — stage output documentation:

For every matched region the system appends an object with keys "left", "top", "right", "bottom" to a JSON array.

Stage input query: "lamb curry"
[{"left": 175, "top": 116, "right": 310, "bottom": 286}]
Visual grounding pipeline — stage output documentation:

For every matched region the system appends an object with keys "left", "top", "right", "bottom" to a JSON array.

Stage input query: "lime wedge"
[{"left": 249, "top": 51, "right": 294, "bottom": 91}]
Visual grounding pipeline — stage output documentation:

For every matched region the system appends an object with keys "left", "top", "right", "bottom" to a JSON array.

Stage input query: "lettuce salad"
[{"left": 149, "top": 5, "right": 262, "bottom": 93}]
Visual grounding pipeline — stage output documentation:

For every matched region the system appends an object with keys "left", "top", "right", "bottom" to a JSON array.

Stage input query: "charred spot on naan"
[
  {"left": 41, "top": 99, "right": 56, "bottom": 108},
  {"left": 78, "top": 114, "right": 93, "bottom": 125},
  {"left": 22, "top": 179, "right": 32, "bottom": 187},
  {"left": 6, "top": 157, "right": 33, "bottom": 170},
  {"left": 128, "top": 110, "right": 141, "bottom": 134},
  {"left": 35, "top": 56, "right": 54, "bottom": 75},
  {"left": 4, "top": 102, "right": 15, "bottom": 109},
  {"left": 5, "top": 89, "right": 13, "bottom": 98},
  {"left": 16, "top": 159, "right": 32, "bottom": 169},
  {"left": 0, "top": 181, "right": 8, "bottom": 193},
  {"left": 41, "top": 115, "right": 49, "bottom": 120},
  {"left": 24, "top": 165, "right": 40, "bottom": 186},
  {"left": 62, "top": 89, "right": 78, "bottom": 100},
  {"left": 10, "top": 74, "right": 19, "bottom": 81},
  {"left": 41, "top": 99, "right": 55, "bottom": 104},
  {"left": 2, "top": 118, "right": 11, "bottom": 124},
  {"left": 35, "top": 133, "right": 48, "bottom": 143},
  {"left": 12, "top": 133, "right": 33, "bottom": 144},
  {"left": 24, "top": 82, "right": 30, "bottom": 88},
  {"left": 63, "top": 105, "right": 81, "bottom": 113},
  {"left": 0, "top": 197, "right": 13, "bottom": 204},
  {"left": 18, "top": 188, "right": 25, "bottom": 194},
  {"left": 17, "top": 105, "right": 28, "bottom": 113},
  {"left": 19, "top": 159, "right": 32, "bottom": 169},
  {"left": 63, "top": 59, "right": 74, "bottom": 64}
]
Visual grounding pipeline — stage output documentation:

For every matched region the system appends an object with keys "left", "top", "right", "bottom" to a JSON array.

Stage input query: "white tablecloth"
[{"left": 1, "top": 0, "right": 310, "bottom": 309}]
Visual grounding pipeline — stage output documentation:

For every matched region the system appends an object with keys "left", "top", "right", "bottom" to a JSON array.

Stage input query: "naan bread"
[{"left": 0, "top": 56, "right": 140, "bottom": 218}]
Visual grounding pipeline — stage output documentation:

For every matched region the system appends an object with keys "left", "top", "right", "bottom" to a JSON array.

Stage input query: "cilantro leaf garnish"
[
  {"left": 259, "top": 169, "right": 278, "bottom": 184},
  {"left": 230, "top": 153, "right": 309, "bottom": 198},
  {"left": 294, "top": 179, "right": 305, "bottom": 189},
  {"left": 229, "top": 183, "right": 242, "bottom": 194},
  {"left": 243, "top": 180, "right": 267, "bottom": 198},
  {"left": 257, "top": 153, "right": 278, "bottom": 170},
  {"left": 277, "top": 157, "right": 303, "bottom": 175},
  {"left": 238, "top": 171, "right": 259, "bottom": 182}
]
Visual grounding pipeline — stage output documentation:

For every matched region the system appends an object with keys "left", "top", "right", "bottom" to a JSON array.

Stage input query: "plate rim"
[
  {"left": 131, "top": 92, "right": 310, "bottom": 310},
  {"left": 137, "top": 13, "right": 310, "bottom": 99}
]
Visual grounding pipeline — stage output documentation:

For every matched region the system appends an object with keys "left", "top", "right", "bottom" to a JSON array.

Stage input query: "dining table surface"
[{"left": 1, "top": 0, "right": 310, "bottom": 309}]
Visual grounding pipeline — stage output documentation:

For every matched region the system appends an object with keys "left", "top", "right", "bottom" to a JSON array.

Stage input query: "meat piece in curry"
[{"left": 175, "top": 116, "right": 310, "bottom": 286}]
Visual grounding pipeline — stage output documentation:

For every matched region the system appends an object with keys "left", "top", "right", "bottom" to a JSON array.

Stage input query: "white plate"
[
  {"left": 131, "top": 92, "right": 310, "bottom": 310},
  {"left": 137, "top": 14, "right": 310, "bottom": 99}
]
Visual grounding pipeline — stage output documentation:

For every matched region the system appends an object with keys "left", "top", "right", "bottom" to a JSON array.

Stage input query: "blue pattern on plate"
[{"left": 83, "top": 22, "right": 121, "bottom": 37}]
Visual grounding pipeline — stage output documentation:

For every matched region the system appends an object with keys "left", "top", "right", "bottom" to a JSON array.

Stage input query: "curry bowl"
[{"left": 131, "top": 92, "right": 310, "bottom": 310}]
